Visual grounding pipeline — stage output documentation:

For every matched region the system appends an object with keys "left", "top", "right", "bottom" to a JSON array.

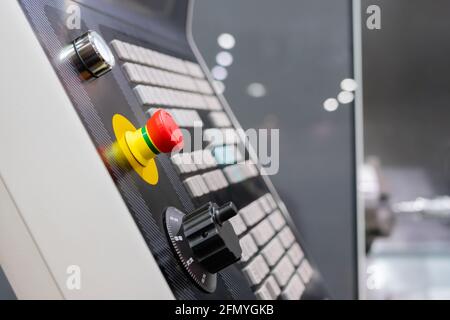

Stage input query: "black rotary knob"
[
  {"left": 184, "top": 202, "right": 242, "bottom": 273},
  {"left": 164, "top": 202, "right": 242, "bottom": 292}
]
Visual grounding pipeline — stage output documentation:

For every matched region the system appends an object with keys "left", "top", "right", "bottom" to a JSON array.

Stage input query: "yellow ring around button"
[
  {"left": 125, "top": 130, "right": 157, "bottom": 167},
  {"left": 112, "top": 114, "right": 159, "bottom": 185}
]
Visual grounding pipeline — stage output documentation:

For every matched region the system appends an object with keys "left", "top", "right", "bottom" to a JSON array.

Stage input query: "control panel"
[{"left": 18, "top": 0, "right": 329, "bottom": 300}]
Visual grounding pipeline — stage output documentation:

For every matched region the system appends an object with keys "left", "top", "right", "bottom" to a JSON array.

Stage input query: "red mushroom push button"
[
  {"left": 125, "top": 109, "right": 184, "bottom": 166},
  {"left": 109, "top": 109, "right": 184, "bottom": 185}
]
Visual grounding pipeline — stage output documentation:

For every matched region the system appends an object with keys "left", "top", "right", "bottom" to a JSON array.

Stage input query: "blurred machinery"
[
  {"left": 393, "top": 197, "right": 450, "bottom": 220},
  {"left": 361, "top": 158, "right": 395, "bottom": 252}
]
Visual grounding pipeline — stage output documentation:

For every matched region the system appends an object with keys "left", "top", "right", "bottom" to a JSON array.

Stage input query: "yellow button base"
[
  {"left": 124, "top": 130, "right": 157, "bottom": 167},
  {"left": 112, "top": 114, "right": 159, "bottom": 185}
]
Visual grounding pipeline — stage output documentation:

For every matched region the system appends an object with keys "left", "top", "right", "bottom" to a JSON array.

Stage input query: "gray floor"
[{"left": 366, "top": 214, "right": 450, "bottom": 300}]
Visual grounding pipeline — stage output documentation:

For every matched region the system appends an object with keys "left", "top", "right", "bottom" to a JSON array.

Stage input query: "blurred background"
[
  {"left": 194, "top": 0, "right": 450, "bottom": 300},
  {"left": 361, "top": 0, "right": 450, "bottom": 300}
]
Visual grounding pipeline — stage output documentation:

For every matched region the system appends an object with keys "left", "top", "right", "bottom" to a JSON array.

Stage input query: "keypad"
[
  {"left": 204, "top": 128, "right": 239, "bottom": 146},
  {"left": 171, "top": 153, "right": 198, "bottom": 174},
  {"left": 240, "top": 234, "right": 258, "bottom": 263},
  {"left": 203, "top": 95, "right": 222, "bottom": 110},
  {"left": 123, "top": 62, "right": 198, "bottom": 92},
  {"left": 191, "top": 149, "right": 217, "bottom": 170},
  {"left": 281, "top": 274, "right": 305, "bottom": 300},
  {"left": 213, "top": 145, "right": 244, "bottom": 165},
  {"left": 278, "top": 226, "right": 296, "bottom": 249},
  {"left": 147, "top": 107, "right": 203, "bottom": 128},
  {"left": 183, "top": 175, "right": 209, "bottom": 198},
  {"left": 298, "top": 260, "right": 314, "bottom": 284},
  {"left": 287, "top": 243, "right": 304, "bottom": 266},
  {"left": 242, "top": 255, "right": 270, "bottom": 286},
  {"left": 230, "top": 195, "right": 312, "bottom": 300},
  {"left": 223, "top": 163, "right": 259, "bottom": 184},
  {"left": 268, "top": 210, "right": 286, "bottom": 232},
  {"left": 135, "top": 85, "right": 209, "bottom": 109},
  {"left": 119, "top": 49, "right": 254, "bottom": 201},
  {"left": 240, "top": 201, "right": 266, "bottom": 227},
  {"left": 230, "top": 214, "right": 247, "bottom": 236},
  {"left": 261, "top": 237, "right": 285, "bottom": 267},
  {"left": 209, "top": 111, "right": 232, "bottom": 128},
  {"left": 202, "top": 169, "right": 228, "bottom": 192},
  {"left": 255, "top": 276, "right": 281, "bottom": 300},
  {"left": 272, "top": 256, "right": 295, "bottom": 287},
  {"left": 172, "top": 150, "right": 216, "bottom": 174},
  {"left": 111, "top": 40, "right": 190, "bottom": 75},
  {"left": 184, "top": 60, "right": 205, "bottom": 78},
  {"left": 194, "top": 78, "right": 214, "bottom": 95},
  {"left": 111, "top": 39, "right": 315, "bottom": 300},
  {"left": 251, "top": 220, "right": 276, "bottom": 247},
  {"left": 183, "top": 172, "right": 229, "bottom": 197}
]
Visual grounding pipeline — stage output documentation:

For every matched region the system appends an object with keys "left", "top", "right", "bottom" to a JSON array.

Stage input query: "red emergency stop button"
[
  {"left": 125, "top": 109, "right": 184, "bottom": 166},
  {"left": 146, "top": 109, "right": 184, "bottom": 153}
]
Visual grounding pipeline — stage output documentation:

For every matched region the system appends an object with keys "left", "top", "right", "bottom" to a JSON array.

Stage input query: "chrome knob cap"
[{"left": 70, "top": 30, "right": 115, "bottom": 79}]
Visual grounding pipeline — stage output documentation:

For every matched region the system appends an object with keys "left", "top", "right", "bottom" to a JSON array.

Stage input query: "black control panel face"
[{"left": 20, "top": 0, "right": 328, "bottom": 300}]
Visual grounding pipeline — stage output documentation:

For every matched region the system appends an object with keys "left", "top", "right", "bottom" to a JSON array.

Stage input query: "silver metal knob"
[{"left": 70, "top": 30, "right": 115, "bottom": 80}]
